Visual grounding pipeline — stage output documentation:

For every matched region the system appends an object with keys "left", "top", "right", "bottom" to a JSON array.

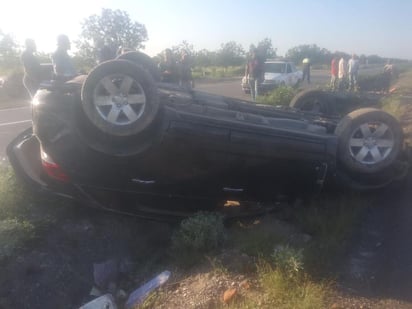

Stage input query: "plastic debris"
[
  {"left": 89, "top": 286, "right": 102, "bottom": 297},
  {"left": 125, "top": 270, "right": 171, "bottom": 309},
  {"left": 79, "top": 294, "right": 117, "bottom": 309}
]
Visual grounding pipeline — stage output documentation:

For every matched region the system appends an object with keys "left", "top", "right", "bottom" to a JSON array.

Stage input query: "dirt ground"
[{"left": 0, "top": 203, "right": 174, "bottom": 309}]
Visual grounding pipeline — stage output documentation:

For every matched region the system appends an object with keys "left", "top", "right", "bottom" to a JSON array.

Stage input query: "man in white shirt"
[
  {"left": 348, "top": 54, "right": 359, "bottom": 91},
  {"left": 338, "top": 56, "right": 347, "bottom": 91}
]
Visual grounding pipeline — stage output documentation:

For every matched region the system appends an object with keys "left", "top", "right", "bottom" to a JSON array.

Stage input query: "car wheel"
[
  {"left": 290, "top": 89, "right": 334, "bottom": 115},
  {"left": 335, "top": 108, "right": 403, "bottom": 174},
  {"left": 81, "top": 59, "right": 159, "bottom": 138},
  {"left": 117, "top": 51, "right": 161, "bottom": 82}
]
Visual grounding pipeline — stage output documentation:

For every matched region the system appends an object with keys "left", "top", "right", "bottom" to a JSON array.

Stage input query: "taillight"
[{"left": 40, "top": 148, "right": 69, "bottom": 182}]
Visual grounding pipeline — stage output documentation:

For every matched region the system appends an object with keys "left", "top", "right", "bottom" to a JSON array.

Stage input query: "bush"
[
  {"left": 272, "top": 245, "right": 304, "bottom": 278},
  {"left": 357, "top": 73, "right": 390, "bottom": 92},
  {"left": 171, "top": 212, "right": 225, "bottom": 254},
  {"left": 257, "top": 86, "right": 297, "bottom": 106}
]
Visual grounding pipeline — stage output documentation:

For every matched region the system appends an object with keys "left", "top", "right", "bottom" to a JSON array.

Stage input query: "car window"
[
  {"left": 290, "top": 63, "right": 297, "bottom": 72},
  {"left": 264, "top": 62, "right": 286, "bottom": 73},
  {"left": 286, "top": 64, "right": 292, "bottom": 73}
]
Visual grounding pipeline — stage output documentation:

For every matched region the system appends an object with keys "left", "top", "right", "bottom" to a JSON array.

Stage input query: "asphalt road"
[
  {"left": 0, "top": 105, "right": 31, "bottom": 159},
  {"left": 195, "top": 70, "right": 329, "bottom": 100}
]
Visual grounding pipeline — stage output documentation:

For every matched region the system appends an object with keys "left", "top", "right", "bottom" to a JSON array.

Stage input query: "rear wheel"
[
  {"left": 290, "top": 89, "right": 335, "bottom": 115},
  {"left": 335, "top": 108, "right": 403, "bottom": 174}
]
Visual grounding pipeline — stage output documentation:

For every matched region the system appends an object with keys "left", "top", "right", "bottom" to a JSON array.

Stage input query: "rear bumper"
[{"left": 7, "top": 128, "right": 79, "bottom": 201}]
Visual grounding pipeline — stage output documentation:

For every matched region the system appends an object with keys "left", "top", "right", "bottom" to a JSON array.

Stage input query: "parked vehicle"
[
  {"left": 242, "top": 59, "right": 303, "bottom": 94},
  {"left": 8, "top": 52, "right": 408, "bottom": 220}
]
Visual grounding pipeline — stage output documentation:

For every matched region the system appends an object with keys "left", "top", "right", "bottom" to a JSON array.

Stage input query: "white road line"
[
  {"left": 0, "top": 120, "right": 32, "bottom": 127},
  {"left": 0, "top": 106, "right": 30, "bottom": 112}
]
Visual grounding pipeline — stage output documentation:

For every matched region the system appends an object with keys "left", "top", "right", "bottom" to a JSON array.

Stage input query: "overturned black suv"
[{"left": 7, "top": 52, "right": 408, "bottom": 219}]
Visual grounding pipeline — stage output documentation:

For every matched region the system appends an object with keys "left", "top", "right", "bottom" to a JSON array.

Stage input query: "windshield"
[{"left": 264, "top": 62, "right": 286, "bottom": 73}]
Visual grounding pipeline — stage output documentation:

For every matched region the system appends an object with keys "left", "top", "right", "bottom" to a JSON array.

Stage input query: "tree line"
[{"left": 0, "top": 8, "right": 407, "bottom": 74}]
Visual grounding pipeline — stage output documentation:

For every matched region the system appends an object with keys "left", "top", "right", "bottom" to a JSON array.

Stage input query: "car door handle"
[
  {"left": 132, "top": 178, "right": 156, "bottom": 185},
  {"left": 223, "top": 187, "right": 244, "bottom": 193}
]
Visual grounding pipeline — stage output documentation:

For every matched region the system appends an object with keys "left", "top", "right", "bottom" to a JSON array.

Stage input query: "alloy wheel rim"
[
  {"left": 348, "top": 121, "right": 394, "bottom": 165},
  {"left": 93, "top": 74, "right": 147, "bottom": 126}
]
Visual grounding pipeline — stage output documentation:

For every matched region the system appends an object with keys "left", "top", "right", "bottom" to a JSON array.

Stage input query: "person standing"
[
  {"left": 245, "top": 49, "right": 263, "bottom": 101},
  {"left": 348, "top": 54, "right": 359, "bottom": 91},
  {"left": 301, "top": 57, "right": 311, "bottom": 84},
  {"left": 178, "top": 50, "right": 194, "bottom": 90},
  {"left": 338, "top": 56, "right": 348, "bottom": 91},
  {"left": 330, "top": 56, "right": 339, "bottom": 91},
  {"left": 158, "top": 49, "right": 179, "bottom": 83},
  {"left": 51, "top": 34, "right": 76, "bottom": 81},
  {"left": 21, "top": 39, "right": 42, "bottom": 98}
]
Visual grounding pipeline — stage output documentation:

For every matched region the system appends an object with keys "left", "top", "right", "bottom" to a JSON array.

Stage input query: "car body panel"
[
  {"left": 7, "top": 78, "right": 341, "bottom": 217},
  {"left": 7, "top": 71, "right": 407, "bottom": 219}
]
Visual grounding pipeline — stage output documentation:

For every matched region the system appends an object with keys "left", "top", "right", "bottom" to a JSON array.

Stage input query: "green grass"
[
  {"left": 0, "top": 219, "right": 35, "bottom": 260},
  {"left": 228, "top": 220, "right": 286, "bottom": 258},
  {"left": 221, "top": 261, "right": 329, "bottom": 309},
  {"left": 380, "top": 69, "right": 412, "bottom": 120},
  {"left": 192, "top": 66, "right": 243, "bottom": 79},
  {"left": 0, "top": 164, "right": 72, "bottom": 263},
  {"left": 0, "top": 164, "right": 35, "bottom": 261},
  {"left": 290, "top": 194, "right": 368, "bottom": 273},
  {"left": 257, "top": 86, "right": 298, "bottom": 106}
]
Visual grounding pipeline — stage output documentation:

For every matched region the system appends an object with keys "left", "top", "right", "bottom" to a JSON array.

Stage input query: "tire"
[
  {"left": 81, "top": 59, "right": 159, "bottom": 138},
  {"left": 117, "top": 51, "right": 161, "bottom": 82},
  {"left": 290, "top": 89, "right": 334, "bottom": 115},
  {"left": 335, "top": 108, "right": 403, "bottom": 174}
]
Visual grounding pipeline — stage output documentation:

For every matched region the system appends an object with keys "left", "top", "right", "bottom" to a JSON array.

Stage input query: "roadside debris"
[
  {"left": 83, "top": 268, "right": 171, "bottom": 309},
  {"left": 222, "top": 288, "right": 237, "bottom": 303},
  {"left": 125, "top": 270, "right": 171, "bottom": 309},
  {"left": 79, "top": 294, "right": 117, "bottom": 309}
]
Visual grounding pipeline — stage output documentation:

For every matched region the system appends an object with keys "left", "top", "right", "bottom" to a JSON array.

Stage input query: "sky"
[{"left": 1, "top": 0, "right": 411, "bottom": 59}]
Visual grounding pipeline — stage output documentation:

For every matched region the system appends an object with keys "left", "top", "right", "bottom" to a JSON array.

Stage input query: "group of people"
[
  {"left": 158, "top": 48, "right": 194, "bottom": 90},
  {"left": 330, "top": 54, "right": 360, "bottom": 91},
  {"left": 21, "top": 34, "right": 76, "bottom": 98},
  {"left": 21, "top": 36, "right": 197, "bottom": 99}
]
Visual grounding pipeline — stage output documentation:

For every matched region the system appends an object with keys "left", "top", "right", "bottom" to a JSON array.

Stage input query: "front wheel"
[
  {"left": 81, "top": 59, "right": 159, "bottom": 138},
  {"left": 78, "top": 59, "right": 161, "bottom": 156},
  {"left": 335, "top": 108, "right": 403, "bottom": 174}
]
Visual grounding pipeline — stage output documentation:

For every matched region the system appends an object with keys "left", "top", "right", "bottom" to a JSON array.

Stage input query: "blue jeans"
[
  {"left": 249, "top": 78, "right": 259, "bottom": 101},
  {"left": 349, "top": 72, "right": 358, "bottom": 91}
]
